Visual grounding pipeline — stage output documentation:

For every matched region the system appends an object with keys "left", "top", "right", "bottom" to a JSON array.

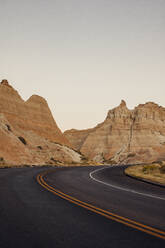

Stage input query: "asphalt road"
[{"left": 0, "top": 165, "right": 165, "bottom": 248}]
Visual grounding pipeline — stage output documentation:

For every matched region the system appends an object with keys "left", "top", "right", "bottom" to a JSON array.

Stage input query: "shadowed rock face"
[
  {"left": 64, "top": 100, "right": 165, "bottom": 164},
  {"left": 0, "top": 80, "right": 81, "bottom": 166}
]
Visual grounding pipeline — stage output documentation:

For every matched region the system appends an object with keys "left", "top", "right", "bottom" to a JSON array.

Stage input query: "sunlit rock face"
[
  {"left": 64, "top": 100, "right": 165, "bottom": 164},
  {"left": 0, "top": 80, "right": 82, "bottom": 166},
  {"left": 0, "top": 79, "right": 70, "bottom": 145}
]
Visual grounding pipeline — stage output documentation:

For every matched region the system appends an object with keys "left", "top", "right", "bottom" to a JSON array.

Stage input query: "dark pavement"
[{"left": 0, "top": 165, "right": 165, "bottom": 247}]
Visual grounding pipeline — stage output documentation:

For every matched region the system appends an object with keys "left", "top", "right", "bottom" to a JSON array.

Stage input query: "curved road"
[{"left": 0, "top": 165, "right": 165, "bottom": 247}]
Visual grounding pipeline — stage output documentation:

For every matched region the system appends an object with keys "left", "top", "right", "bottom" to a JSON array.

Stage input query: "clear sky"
[{"left": 1, "top": 0, "right": 165, "bottom": 131}]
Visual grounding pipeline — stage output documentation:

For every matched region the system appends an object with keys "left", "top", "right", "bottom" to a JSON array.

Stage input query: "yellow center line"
[{"left": 36, "top": 170, "right": 165, "bottom": 240}]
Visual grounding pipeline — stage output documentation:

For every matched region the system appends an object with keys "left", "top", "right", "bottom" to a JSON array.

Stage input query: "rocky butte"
[
  {"left": 0, "top": 80, "right": 83, "bottom": 166},
  {"left": 64, "top": 100, "right": 165, "bottom": 164}
]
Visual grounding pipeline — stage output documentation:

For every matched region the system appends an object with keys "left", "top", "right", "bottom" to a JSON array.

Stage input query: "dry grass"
[
  {"left": 0, "top": 159, "right": 102, "bottom": 169},
  {"left": 125, "top": 162, "right": 165, "bottom": 185}
]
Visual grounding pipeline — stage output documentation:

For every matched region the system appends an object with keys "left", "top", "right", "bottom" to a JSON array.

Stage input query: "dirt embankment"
[{"left": 125, "top": 162, "right": 165, "bottom": 186}]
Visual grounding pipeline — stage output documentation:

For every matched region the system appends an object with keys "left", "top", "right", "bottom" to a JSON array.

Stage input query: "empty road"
[{"left": 0, "top": 165, "right": 165, "bottom": 247}]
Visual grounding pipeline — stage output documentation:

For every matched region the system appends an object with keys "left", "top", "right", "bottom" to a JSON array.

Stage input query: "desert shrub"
[
  {"left": 160, "top": 165, "right": 165, "bottom": 174},
  {"left": 0, "top": 157, "right": 6, "bottom": 166},
  {"left": 50, "top": 157, "right": 55, "bottom": 162},
  {"left": 142, "top": 164, "right": 157, "bottom": 174},
  {"left": 81, "top": 156, "right": 88, "bottom": 161},
  {"left": 142, "top": 166, "right": 148, "bottom": 174},
  {"left": 37, "top": 146, "right": 42, "bottom": 150},
  {"left": 18, "top": 136, "right": 27, "bottom": 145}
]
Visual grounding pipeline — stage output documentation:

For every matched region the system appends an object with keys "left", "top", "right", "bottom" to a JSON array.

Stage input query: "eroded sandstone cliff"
[
  {"left": 64, "top": 100, "right": 165, "bottom": 164},
  {"left": 0, "top": 80, "right": 82, "bottom": 166},
  {"left": 0, "top": 80, "right": 70, "bottom": 145}
]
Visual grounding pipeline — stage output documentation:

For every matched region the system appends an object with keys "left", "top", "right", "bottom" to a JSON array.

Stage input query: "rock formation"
[
  {"left": 0, "top": 80, "right": 70, "bottom": 145},
  {"left": 0, "top": 80, "right": 82, "bottom": 166},
  {"left": 64, "top": 100, "right": 165, "bottom": 164}
]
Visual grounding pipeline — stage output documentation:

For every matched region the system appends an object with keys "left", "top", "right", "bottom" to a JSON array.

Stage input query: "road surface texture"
[{"left": 0, "top": 165, "right": 165, "bottom": 248}]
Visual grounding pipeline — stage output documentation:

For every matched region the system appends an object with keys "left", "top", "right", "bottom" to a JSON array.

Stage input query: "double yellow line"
[{"left": 36, "top": 169, "right": 165, "bottom": 240}]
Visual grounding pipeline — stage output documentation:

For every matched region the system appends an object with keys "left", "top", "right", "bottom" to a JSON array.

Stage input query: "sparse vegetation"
[
  {"left": 142, "top": 164, "right": 157, "bottom": 174},
  {"left": 160, "top": 164, "right": 165, "bottom": 174},
  {"left": 0, "top": 157, "right": 6, "bottom": 167},
  {"left": 105, "top": 158, "right": 117, "bottom": 165},
  {"left": 125, "top": 162, "right": 165, "bottom": 185},
  {"left": 0, "top": 157, "right": 4, "bottom": 162},
  {"left": 37, "top": 146, "right": 42, "bottom": 150},
  {"left": 80, "top": 155, "right": 88, "bottom": 161}
]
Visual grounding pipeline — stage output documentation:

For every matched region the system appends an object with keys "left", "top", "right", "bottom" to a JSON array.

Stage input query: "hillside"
[
  {"left": 64, "top": 100, "right": 165, "bottom": 164},
  {"left": 0, "top": 80, "right": 82, "bottom": 166}
]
